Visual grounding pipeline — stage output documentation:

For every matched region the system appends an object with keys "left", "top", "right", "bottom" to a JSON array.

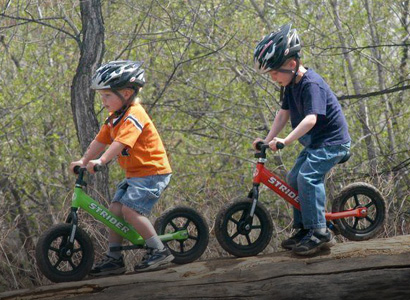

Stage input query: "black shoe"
[
  {"left": 292, "top": 229, "right": 336, "bottom": 256},
  {"left": 281, "top": 229, "right": 310, "bottom": 250},
  {"left": 134, "top": 247, "right": 174, "bottom": 272},
  {"left": 89, "top": 255, "right": 126, "bottom": 276}
]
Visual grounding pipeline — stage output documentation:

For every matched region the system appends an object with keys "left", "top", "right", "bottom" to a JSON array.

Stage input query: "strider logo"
[
  {"left": 89, "top": 203, "right": 130, "bottom": 233},
  {"left": 268, "top": 176, "right": 299, "bottom": 203}
]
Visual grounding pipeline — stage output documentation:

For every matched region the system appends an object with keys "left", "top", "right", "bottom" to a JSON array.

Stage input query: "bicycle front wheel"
[
  {"left": 36, "top": 223, "right": 94, "bottom": 283},
  {"left": 215, "top": 197, "right": 273, "bottom": 257}
]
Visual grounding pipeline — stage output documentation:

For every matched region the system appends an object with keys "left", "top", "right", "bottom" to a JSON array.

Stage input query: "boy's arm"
[
  {"left": 284, "top": 114, "right": 317, "bottom": 144},
  {"left": 81, "top": 140, "right": 107, "bottom": 165},
  {"left": 269, "top": 114, "right": 317, "bottom": 151},
  {"left": 86, "top": 141, "right": 126, "bottom": 173},
  {"left": 265, "top": 109, "right": 290, "bottom": 142}
]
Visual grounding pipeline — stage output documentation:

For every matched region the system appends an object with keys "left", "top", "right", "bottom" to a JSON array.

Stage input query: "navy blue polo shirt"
[{"left": 281, "top": 69, "right": 351, "bottom": 148}]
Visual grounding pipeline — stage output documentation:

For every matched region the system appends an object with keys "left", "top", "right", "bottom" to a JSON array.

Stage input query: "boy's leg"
[
  {"left": 293, "top": 144, "right": 348, "bottom": 255},
  {"left": 281, "top": 149, "right": 310, "bottom": 250},
  {"left": 119, "top": 174, "right": 174, "bottom": 271},
  {"left": 286, "top": 148, "right": 308, "bottom": 229},
  {"left": 89, "top": 181, "right": 128, "bottom": 276},
  {"left": 107, "top": 202, "right": 125, "bottom": 259},
  {"left": 121, "top": 205, "right": 162, "bottom": 245}
]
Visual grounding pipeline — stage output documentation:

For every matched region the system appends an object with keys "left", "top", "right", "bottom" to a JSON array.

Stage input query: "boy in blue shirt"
[{"left": 253, "top": 24, "right": 351, "bottom": 255}]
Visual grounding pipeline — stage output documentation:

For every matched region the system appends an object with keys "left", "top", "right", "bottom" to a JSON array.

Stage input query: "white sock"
[
  {"left": 145, "top": 235, "right": 165, "bottom": 250},
  {"left": 107, "top": 243, "right": 122, "bottom": 259}
]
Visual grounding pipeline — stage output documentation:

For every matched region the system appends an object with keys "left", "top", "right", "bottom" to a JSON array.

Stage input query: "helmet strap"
[
  {"left": 290, "top": 58, "right": 300, "bottom": 87},
  {"left": 280, "top": 86, "right": 285, "bottom": 103}
]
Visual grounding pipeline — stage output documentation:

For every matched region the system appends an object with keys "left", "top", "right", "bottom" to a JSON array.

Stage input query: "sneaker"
[
  {"left": 89, "top": 255, "right": 126, "bottom": 276},
  {"left": 281, "top": 229, "right": 310, "bottom": 250},
  {"left": 292, "top": 229, "right": 336, "bottom": 256},
  {"left": 134, "top": 247, "right": 174, "bottom": 272}
]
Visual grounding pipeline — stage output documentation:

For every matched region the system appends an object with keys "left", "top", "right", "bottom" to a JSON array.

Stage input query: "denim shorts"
[{"left": 112, "top": 174, "right": 172, "bottom": 216}]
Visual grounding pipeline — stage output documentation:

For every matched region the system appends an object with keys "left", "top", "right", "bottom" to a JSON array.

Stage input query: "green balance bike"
[{"left": 36, "top": 166, "right": 209, "bottom": 283}]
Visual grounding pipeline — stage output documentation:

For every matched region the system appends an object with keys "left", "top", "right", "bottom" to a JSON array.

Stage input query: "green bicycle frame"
[{"left": 71, "top": 182, "right": 188, "bottom": 247}]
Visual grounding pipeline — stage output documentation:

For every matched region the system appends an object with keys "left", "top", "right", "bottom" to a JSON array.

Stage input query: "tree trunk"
[
  {"left": 363, "top": 0, "right": 396, "bottom": 156},
  {"left": 330, "top": 0, "right": 378, "bottom": 176},
  {"left": 70, "top": 0, "right": 110, "bottom": 201}
]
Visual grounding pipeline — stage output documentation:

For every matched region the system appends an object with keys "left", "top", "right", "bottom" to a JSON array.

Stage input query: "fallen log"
[{"left": 1, "top": 235, "right": 410, "bottom": 300}]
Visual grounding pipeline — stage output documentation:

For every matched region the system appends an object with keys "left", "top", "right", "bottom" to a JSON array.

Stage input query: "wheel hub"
[
  {"left": 237, "top": 220, "right": 252, "bottom": 235},
  {"left": 59, "top": 247, "right": 73, "bottom": 260}
]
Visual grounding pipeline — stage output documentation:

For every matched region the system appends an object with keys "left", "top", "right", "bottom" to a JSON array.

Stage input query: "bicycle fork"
[{"left": 63, "top": 208, "right": 79, "bottom": 253}]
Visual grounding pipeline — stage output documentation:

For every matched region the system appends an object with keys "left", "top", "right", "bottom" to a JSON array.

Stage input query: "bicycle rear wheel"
[
  {"left": 36, "top": 223, "right": 94, "bottom": 282},
  {"left": 215, "top": 197, "right": 273, "bottom": 257},
  {"left": 154, "top": 206, "right": 209, "bottom": 264},
  {"left": 332, "top": 182, "right": 386, "bottom": 241}
]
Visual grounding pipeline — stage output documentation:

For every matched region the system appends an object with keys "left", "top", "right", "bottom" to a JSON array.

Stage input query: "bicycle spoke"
[
  {"left": 239, "top": 210, "right": 248, "bottom": 222},
  {"left": 352, "top": 218, "right": 359, "bottom": 229},
  {"left": 245, "top": 233, "right": 252, "bottom": 245},
  {"left": 72, "top": 247, "right": 82, "bottom": 253},
  {"left": 179, "top": 241, "right": 185, "bottom": 253},
  {"left": 251, "top": 225, "right": 261, "bottom": 230},
  {"left": 228, "top": 217, "right": 239, "bottom": 225},
  {"left": 230, "top": 231, "right": 240, "bottom": 240},
  {"left": 188, "top": 235, "right": 198, "bottom": 241},
  {"left": 365, "top": 202, "right": 375, "bottom": 209},
  {"left": 170, "top": 221, "right": 179, "bottom": 231},
  {"left": 49, "top": 246, "right": 59, "bottom": 253},
  {"left": 354, "top": 194, "right": 360, "bottom": 207},
  {"left": 68, "top": 259, "right": 76, "bottom": 269},
  {"left": 365, "top": 216, "right": 375, "bottom": 224},
  {"left": 53, "top": 258, "right": 63, "bottom": 269},
  {"left": 183, "top": 219, "right": 191, "bottom": 229}
]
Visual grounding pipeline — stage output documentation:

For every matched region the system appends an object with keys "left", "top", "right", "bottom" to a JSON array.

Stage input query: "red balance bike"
[{"left": 215, "top": 142, "right": 386, "bottom": 257}]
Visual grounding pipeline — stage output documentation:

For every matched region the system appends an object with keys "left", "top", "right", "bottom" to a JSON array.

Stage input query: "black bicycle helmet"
[
  {"left": 91, "top": 60, "right": 145, "bottom": 90},
  {"left": 254, "top": 24, "right": 301, "bottom": 73}
]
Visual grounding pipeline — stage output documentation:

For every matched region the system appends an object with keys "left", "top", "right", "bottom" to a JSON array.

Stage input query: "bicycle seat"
[{"left": 338, "top": 151, "right": 351, "bottom": 164}]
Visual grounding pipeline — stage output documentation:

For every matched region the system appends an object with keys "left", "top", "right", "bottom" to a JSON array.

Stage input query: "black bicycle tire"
[
  {"left": 332, "top": 182, "right": 386, "bottom": 241},
  {"left": 215, "top": 197, "right": 273, "bottom": 257},
  {"left": 36, "top": 223, "right": 94, "bottom": 282},
  {"left": 154, "top": 206, "right": 209, "bottom": 264}
]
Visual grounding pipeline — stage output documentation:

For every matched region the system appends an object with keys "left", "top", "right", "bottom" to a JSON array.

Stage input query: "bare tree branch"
[
  {"left": 0, "top": 13, "right": 81, "bottom": 45},
  {"left": 338, "top": 84, "right": 410, "bottom": 100}
]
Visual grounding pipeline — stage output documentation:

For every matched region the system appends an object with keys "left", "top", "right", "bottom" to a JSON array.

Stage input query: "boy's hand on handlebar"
[
  {"left": 69, "top": 160, "right": 84, "bottom": 174},
  {"left": 252, "top": 138, "right": 265, "bottom": 150},
  {"left": 269, "top": 137, "right": 286, "bottom": 151},
  {"left": 86, "top": 159, "right": 103, "bottom": 174}
]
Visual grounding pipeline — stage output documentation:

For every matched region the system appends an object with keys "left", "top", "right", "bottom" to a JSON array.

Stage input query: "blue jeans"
[
  {"left": 286, "top": 143, "right": 350, "bottom": 229},
  {"left": 112, "top": 174, "right": 172, "bottom": 216}
]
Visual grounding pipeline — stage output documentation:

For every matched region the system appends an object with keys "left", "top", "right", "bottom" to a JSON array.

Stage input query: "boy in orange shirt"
[{"left": 70, "top": 60, "right": 173, "bottom": 274}]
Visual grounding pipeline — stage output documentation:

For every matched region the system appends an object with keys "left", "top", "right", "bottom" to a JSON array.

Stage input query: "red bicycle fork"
[{"left": 251, "top": 161, "right": 368, "bottom": 220}]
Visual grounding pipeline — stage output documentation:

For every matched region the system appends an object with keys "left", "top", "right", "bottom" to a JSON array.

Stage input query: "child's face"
[
  {"left": 98, "top": 90, "right": 124, "bottom": 112},
  {"left": 268, "top": 70, "right": 293, "bottom": 86},
  {"left": 268, "top": 60, "right": 296, "bottom": 87}
]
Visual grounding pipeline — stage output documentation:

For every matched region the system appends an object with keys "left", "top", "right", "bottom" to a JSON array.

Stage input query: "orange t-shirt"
[{"left": 95, "top": 103, "right": 172, "bottom": 177}]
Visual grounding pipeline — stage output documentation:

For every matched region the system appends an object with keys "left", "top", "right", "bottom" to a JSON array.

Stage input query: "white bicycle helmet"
[{"left": 91, "top": 60, "right": 145, "bottom": 90}]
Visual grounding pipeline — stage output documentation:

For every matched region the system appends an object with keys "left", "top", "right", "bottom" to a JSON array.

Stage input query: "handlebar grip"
[
  {"left": 73, "top": 166, "right": 82, "bottom": 174},
  {"left": 255, "top": 141, "right": 265, "bottom": 151},
  {"left": 255, "top": 141, "right": 285, "bottom": 151},
  {"left": 73, "top": 164, "right": 103, "bottom": 174},
  {"left": 276, "top": 142, "right": 285, "bottom": 150},
  {"left": 94, "top": 164, "right": 103, "bottom": 172}
]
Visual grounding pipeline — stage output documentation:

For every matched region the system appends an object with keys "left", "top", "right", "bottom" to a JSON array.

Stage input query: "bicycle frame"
[
  {"left": 249, "top": 152, "right": 368, "bottom": 221},
  {"left": 66, "top": 169, "right": 188, "bottom": 250}
]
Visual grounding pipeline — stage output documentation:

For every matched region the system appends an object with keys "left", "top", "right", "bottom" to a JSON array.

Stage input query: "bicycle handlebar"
[
  {"left": 255, "top": 141, "right": 285, "bottom": 151},
  {"left": 73, "top": 164, "right": 103, "bottom": 174}
]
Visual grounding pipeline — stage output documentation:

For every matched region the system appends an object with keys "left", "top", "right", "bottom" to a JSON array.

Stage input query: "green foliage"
[{"left": 0, "top": 0, "right": 409, "bottom": 292}]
